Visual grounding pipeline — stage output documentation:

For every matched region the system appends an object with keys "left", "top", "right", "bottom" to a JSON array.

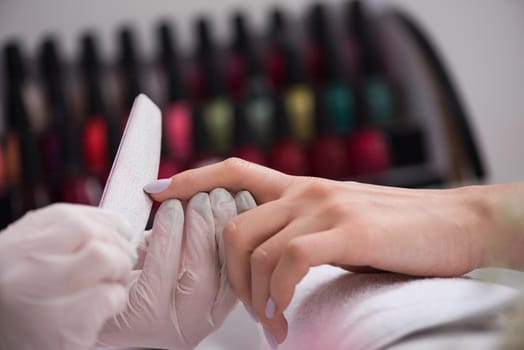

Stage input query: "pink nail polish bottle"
[{"left": 158, "top": 23, "right": 193, "bottom": 168}]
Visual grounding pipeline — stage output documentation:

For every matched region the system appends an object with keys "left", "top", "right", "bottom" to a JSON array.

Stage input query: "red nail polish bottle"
[
  {"left": 310, "top": 91, "right": 349, "bottom": 179},
  {"left": 80, "top": 35, "right": 119, "bottom": 184},
  {"left": 347, "top": 89, "right": 391, "bottom": 176},
  {"left": 264, "top": 8, "right": 288, "bottom": 92},
  {"left": 157, "top": 23, "right": 193, "bottom": 170},
  {"left": 269, "top": 95, "right": 309, "bottom": 176}
]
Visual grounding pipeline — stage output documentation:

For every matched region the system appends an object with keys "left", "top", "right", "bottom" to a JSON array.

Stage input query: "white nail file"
[{"left": 99, "top": 94, "right": 161, "bottom": 246}]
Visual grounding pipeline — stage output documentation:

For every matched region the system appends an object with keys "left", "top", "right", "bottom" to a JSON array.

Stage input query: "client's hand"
[
  {"left": 144, "top": 158, "right": 515, "bottom": 345},
  {"left": 97, "top": 189, "right": 256, "bottom": 349}
]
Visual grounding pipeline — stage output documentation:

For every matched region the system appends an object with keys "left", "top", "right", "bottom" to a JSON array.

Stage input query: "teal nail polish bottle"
[
  {"left": 231, "top": 13, "right": 275, "bottom": 149},
  {"left": 308, "top": 3, "right": 355, "bottom": 136},
  {"left": 349, "top": 1, "right": 395, "bottom": 128}
]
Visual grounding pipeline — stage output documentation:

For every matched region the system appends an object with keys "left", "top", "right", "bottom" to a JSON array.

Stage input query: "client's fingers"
[
  {"left": 269, "top": 229, "right": 364, "bottom": 317},
  {"left": 144, "top": 158, "right": 292, "bottom": 203},
  {"left": 223, "top": 200, "right": 292, "bottom": 304}
]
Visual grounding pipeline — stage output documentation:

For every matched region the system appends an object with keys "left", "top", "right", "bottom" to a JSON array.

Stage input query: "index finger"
[{"left": 144, "top": 158, "right": 293, "bottom": 203}]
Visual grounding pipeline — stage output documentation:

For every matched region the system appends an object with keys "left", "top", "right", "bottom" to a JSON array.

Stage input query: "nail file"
[{"left": 99, "top": 94, "right": 161, "bottom": 247}]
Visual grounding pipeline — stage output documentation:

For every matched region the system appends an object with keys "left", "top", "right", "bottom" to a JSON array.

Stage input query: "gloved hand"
[
  {"left": 0, "top": 204, "right": 135, "bottom": 350},
  {"left": 96, "top": 188, "right": 257, "bottom": 349}
]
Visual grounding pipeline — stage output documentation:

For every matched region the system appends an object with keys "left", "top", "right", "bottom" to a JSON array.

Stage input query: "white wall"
[{"left": 1, "top": 0, "right": 524, "bottom": 184}]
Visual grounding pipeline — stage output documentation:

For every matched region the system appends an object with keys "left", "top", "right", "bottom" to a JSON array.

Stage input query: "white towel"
[{"left": 279, "top": 266, "right": 520, "bottom": 350}]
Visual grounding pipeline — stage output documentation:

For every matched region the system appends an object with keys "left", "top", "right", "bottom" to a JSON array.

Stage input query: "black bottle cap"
[
  {"left": 80, "top": 33, "right": 106, "bottom": 116},
  {"left": 157, "top": 21, "right": 183, "bottom": 101},
  {"left": 284, "top": 44, "right": 306, "bottom": 86},
  {"left": 192, "top": 106, "right": 210, "bottom": 153},
  {"left": 307, "top": 3, "right": 343, "bottom": 80},
  {"left": 231, "top": 11, "right": 262, "bottom": 77},
  {"left": 118, "top": 27, "right": 141, "bottom": 108},
  {"left": 3, "top": 41, "right": 27, "bottom": 86},
  {"left": 314, "top": 89, "right": 336, "bottom": 134},
  {"left": 269, "top": 7, "right": 286, "bottom": 36},
  {"left": 194, "top": 17, "right": 224, "bottom": 97},
  {"left": 231, "top": 12, "right": 249, "bottom": 53},
  {"left": 346, "top": 0, "right": 380, "bottom": 74},
  {"left": 195, "top": 16, "right": 213, "bottom": 58},
  {"left": 3, "top": 42, "right": 29, "bottom": 131},
  {"left": 273, "top": 94, "right": 292, "bottom": 140},
  {"left": 39, "top": 37, "right": 65, "bottom": 116},
  {"left": 307, "top": 3, "right": 329, "bottom": 42},
  {"left": 234, "top": 100, "right": 254, "bottom": 147}
]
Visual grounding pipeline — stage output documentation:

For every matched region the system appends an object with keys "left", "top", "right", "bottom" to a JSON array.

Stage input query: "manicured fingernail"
[
  {"left": 265, "top": 297, "right": 276, "bottom": 319},
  {"left": 243, "top": 303, "right": 259, "bottom": 323},
  {"left": 263, "top": 328, "right": 278, "bottom": 349},
  {"left": 143, "top": 179, "right": 171, "bottom": 194}
]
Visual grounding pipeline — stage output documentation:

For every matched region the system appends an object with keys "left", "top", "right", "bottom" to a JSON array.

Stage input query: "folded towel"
[{"left": 279, "top": 266, "right": 520, "bottom": 350}]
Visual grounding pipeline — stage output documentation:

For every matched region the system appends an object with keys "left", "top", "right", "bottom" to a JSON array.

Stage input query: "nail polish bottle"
[
  {"left": 308, "top": 3, "right": 355, "bottom": 136},
  {"left": 3, "top": 44, "right": 50, "bottom": 215},
  {"left": 118, "top": 27, "right": 143, "bottom": 126},
  {"left": 38, "top": 38, "right": 65, "bottom": 189},
  {"left": 190, "top": 106, "right": 222, "bottom": 168},
  {"left": 349, "top": 0, "right": 395, "bottom": 128},
  {"left": 0, "top": 120, "right": 13, "bottom": 229},
  {"left": 283, "top": 44, "right": 315, "bottom": 145},
  {"left": 232, "top": 12, "right": 275, "bottom": 150},
  {"left": 38, "top": 36, "right": 101, "bottom": 205},
  {"left": 197, "top": 17, "right": 234, "bottom": 156},
  {"left": 310, "top": 91, "right": 349, "bottom": 179},
  {"left": 305, "top": 3, "right": 328, "bottom": 86},
  {"left": 3, "top": 43, "right": 24, "bottom": 192},
  {"left": 80, "top": 35, "right": 119, "bottom": 184},
  {"left": 157, "top": 22, "right": 192, "bottom": 171},
  {"left": 269, "top": 95, "right": 309, "bottom": 175},
  {"left": 225, "top": 12, "right": 249, "bottom": 98},
  {"left": 264, "top": 7, "right": 288, "bottom": 91},
  {"left": 231, "top": 102, "right": 267, "bottom": 166},
  {"left": 347, "top": 88, "right": 391, "bottom": 176}
]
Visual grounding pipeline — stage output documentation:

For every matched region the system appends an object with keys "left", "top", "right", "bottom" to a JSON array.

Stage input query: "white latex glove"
[
  {"left": 97, "top": 189, "right": 257, "bottom": 349},
  {"left": 0, "top": 204, "right": 134, "bottom": 350}
]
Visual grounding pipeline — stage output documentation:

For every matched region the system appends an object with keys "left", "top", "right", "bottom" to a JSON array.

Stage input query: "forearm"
[{"left": 470, "top": 182, "right": 524, "bottom": 270}]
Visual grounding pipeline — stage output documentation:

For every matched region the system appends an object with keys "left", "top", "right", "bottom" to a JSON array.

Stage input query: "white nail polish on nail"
[
  {"left": 143, "top": 179, "right": 171, "bottom": 194},
  {"left": 265, "top": 298, "right": 276, "bottom": 319}
]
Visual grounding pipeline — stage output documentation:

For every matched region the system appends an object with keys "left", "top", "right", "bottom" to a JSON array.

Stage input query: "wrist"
[{"left": 473, "top": 183, "right": 524, "bottom": 270}]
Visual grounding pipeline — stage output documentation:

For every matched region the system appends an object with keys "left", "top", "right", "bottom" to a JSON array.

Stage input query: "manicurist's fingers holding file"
[{"left": 0, "top": 204, "right": 135, "bottom": 350}]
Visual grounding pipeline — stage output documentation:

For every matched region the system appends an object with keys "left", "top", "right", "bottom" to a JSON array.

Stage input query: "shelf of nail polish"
[{"left": 0, "top": 1, "right": 485, "bottom": 228}]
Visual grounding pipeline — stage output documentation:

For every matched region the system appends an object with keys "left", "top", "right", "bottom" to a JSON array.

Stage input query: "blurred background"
[{"left": 0, "top": 0, "right": 523, "bottom": 229}]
